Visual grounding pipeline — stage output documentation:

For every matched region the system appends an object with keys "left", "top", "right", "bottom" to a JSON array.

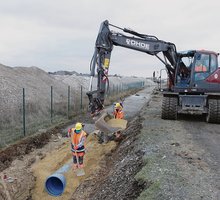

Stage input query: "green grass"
[
  {"left": 135, "top": 154, "right": 167, "bottom": 200},
  {"left": 137, "top": 181, "right": 161, "bottom": 200}
]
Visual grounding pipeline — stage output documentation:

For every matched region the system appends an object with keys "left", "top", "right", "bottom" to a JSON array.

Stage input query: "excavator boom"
[{"left": 87, "top": 20, "right": 178, "bottom": 116}]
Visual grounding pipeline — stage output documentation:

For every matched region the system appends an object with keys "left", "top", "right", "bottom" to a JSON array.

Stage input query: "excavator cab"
[
  {"left": 174, "top": 50, "right": 219, "bottom": 92},
  {"left": 163, "top": 50, "right": 220, "bottom": 123}
]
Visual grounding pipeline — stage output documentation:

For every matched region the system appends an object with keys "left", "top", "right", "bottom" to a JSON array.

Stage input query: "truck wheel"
[
  {"left": 161, "top": 96, "right": 178, "bottom": 120},
  {"left": 206, "top": 99, "right": 220, "bottom": 123}
]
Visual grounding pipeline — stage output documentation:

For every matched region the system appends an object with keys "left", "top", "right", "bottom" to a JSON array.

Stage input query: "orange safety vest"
[
  {"left": 195, "top": 65, "right": 207, "bottom": 72},
  {"left": 70, "top": 129, "right": 87, "bottom": 156},
  {"left": 113, "top": 110, "right": 124, "bottom": 119}
]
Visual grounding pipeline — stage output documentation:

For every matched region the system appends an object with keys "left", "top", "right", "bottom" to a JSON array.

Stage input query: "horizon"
[{"left": 0, "top": 1, "right": 219, "bottom": 77}]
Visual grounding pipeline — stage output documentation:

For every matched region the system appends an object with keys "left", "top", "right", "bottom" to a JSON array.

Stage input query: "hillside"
[
  {"left": 53, "top": 73, "right": 151, "bottom": 91},
  {"left": 0, "top": 64, "right": 68, "bottom": 125}
]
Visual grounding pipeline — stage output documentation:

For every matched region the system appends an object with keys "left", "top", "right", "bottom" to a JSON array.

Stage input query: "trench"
[
  {"left": 31, "top": 131, "right": 117, "bottom": 200},
  {"left": 31, "top": 87, "right": 154, "bottom": 199},
  {"left": 0, "top": 86, "right": 155, "bottom": 200},
  {"left": 73, "top": 115, "right": 150, "bottom": 200}
]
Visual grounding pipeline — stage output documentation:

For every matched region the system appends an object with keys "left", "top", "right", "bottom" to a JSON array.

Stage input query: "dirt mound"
[
  {"left": 0, "top": 64, "right": 68, "bottom": 119},
  {"left": 0, "top": 125, "right": 63, "bottom": 172}
]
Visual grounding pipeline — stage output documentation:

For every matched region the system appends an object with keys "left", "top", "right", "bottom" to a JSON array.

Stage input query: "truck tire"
[
  {"left": 161, "top": 96, "right": 178, "bottom": 120},
  {"left": 206, "top": 99, "right": 220, "bottom": 123}
]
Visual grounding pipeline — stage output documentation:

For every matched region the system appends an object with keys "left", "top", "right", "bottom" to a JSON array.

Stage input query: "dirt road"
[{"left": 181, "top": 116, "right": 220, "bottom": 172}]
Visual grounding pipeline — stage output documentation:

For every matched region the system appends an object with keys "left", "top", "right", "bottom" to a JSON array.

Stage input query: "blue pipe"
[{"left": 45, "top": 162, "right": 71, "bottom": 196}]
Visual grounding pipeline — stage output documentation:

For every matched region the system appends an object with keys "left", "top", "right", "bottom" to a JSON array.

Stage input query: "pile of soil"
[
  {"left": 0, "top": 130, "right": 52, "bottom": 172},
  {"left": 0, "top": 125, "right": 65, "bottom": 200}
]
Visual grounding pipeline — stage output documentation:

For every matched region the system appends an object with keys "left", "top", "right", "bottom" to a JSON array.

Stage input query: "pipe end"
[{"left": 45, "top": 173, "right": 66, "bottom": 196}]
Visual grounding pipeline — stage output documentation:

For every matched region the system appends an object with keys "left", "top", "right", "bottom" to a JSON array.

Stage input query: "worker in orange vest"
[
  {"left": 68, "top": 122, "right": 87, "bottom": 170},
  {"left": 113, "top": 102, "right": 124, "bottom": 139},
  {"left": 113, "top": 102, "right": 124, "bottom": 119}
]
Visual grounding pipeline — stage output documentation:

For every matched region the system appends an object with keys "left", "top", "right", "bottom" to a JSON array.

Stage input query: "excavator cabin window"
[
  {"left": 210, "top": 54, "right": 218, "bottom": 73},
  {"left": 194, "top": 53, "right": 211, "bottom": 81},
  {"left": 176, "top": 57, "right": 192, "bottom": 87}
]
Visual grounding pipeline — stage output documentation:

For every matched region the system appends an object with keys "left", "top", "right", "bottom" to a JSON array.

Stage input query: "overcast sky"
[{"left": 0, "top": 0, "right": 219, "bottom": 77}]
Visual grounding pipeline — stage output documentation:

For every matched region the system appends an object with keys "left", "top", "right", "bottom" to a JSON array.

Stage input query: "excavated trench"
[
  {"left": 0, "top": 86, "right": 154, "bottom": 200},
  {"left": 71, "top": 115, "right": 150, "bottom": 200},
  {"left": 2, "top": 86, "right": 219, "bottom": 200}
]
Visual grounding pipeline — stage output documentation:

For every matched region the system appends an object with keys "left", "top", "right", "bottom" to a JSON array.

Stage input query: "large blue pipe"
[{"left": 45, "top": 162, "right": 71, "bottom": 196}]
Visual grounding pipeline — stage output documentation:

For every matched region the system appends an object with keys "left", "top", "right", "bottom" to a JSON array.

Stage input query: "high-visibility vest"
[
  {"left": 113, "top": 110, "right": 124, "bottom": 119},
  {"left": 70, "top": 129, "right": 87, "bottom": 153},
  {"left": 195, "top": 65, "right": 207, "bottom": 72}
]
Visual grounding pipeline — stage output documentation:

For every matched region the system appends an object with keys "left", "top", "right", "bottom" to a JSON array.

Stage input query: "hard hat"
[
  {"left": 115, "top": 103, "right": 122, "bottom": 108},
  {"left": 75, "top": 122, "right": 82, "bottom": 131}
]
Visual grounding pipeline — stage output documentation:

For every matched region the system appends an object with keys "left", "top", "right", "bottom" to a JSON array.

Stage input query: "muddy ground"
[{"left": 0, "top": 87, "right": 220, "bottom": 200}]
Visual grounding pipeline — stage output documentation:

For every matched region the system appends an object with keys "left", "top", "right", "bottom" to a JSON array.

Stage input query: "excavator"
[{"left": 87, "top": 20, "right": 220, "bottom": 133}]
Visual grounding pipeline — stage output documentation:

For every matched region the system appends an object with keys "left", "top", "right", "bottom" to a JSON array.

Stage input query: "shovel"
[{"left": 75, "top": 152, "right": 85, "bottom": 177}]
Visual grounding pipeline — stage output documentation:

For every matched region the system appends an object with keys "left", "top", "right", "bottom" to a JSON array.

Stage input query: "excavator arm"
[{"left": 87, "top": 20, "right": 178, "bottom": 115}]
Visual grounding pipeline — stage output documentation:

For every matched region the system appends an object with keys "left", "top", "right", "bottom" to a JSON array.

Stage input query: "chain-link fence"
[{"left": 0, "top": 81, "right": 145, "bottom": 148}]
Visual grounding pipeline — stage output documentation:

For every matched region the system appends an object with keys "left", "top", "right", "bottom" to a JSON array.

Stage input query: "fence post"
[
  {"left": 80, "top": 85, "right": 83, "bottom": 111},
  {"left": 22, "top": 88, "right": 26, "bottom": 136},
  {"left": 67, "top": 86, "right": 70, "bottom": 119},
  {"left": 51, "top": 86, "right": 53, "bottom": 123}
]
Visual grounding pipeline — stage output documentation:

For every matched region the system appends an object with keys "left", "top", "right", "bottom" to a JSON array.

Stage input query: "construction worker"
[
  {"left": 113, "top": 102, "right": 124, "bottom": 139},
  {"left": 68, "top": 122, "right": 87, "bottom": 170},
  {"left": 113, "top": 102, "right": 124, "bottom": 119}
]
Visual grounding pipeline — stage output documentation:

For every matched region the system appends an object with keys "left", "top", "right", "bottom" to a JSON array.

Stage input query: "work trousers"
[{"left": 73, "top": 155, "right": 84, "bottom": 165}]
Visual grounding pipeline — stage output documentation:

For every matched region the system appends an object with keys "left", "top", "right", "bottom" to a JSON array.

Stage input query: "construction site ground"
[{"left": 0, "top": 86, "right": 220, "bottom": 200}]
